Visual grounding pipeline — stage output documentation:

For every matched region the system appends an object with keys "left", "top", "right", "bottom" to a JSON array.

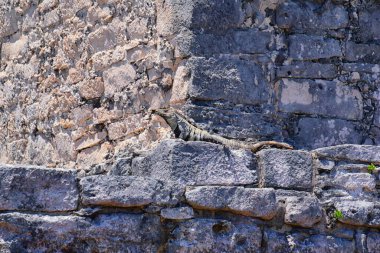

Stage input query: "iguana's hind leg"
[{"left": 250, "top": 141, "right": 293, "bottom": 153}]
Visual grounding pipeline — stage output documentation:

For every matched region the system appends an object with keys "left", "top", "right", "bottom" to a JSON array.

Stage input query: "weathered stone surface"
[
  {"left": 0, "top": 165, "right": 78, "bottom": 212},
  {"left": 258, "top": 149, "right": 313, "bottom": 191},
  {"left": 176, "top": 29, "right": 271, "bottom": 56},
  {"left": 160, "top": 206, "right": 194, "bottom": 220},
  {"left": 182, "top": 104, "right": 283, "bottom": 139},
  {"left": 335, "top": 200, "right": 380, "bottom": 228},
  {"left": 157, "top": 0, "right": 241, "bottom": 36},
  {"left": 276, "top": 1, "right": 348, "bottom": 32},
  {"left": 0, "top": 212, "right": 163, "bottom": 252},
  {"left": 367, "top": 232, "right": 380, "bottom": 253},
  {"left": 265, "top": 231, "right": 355, "bottom": 253},
  {"left": 185, "top": 186, "right": 277, "bottom": 220},
  {"left": 345, "top": 42, "right": 380, "bottom": 63},
  {"left": 131, "top": 139, "right": 257, "bottom": 186},
  {"left": 168, "top": 218, "right": 262, "bottom": 252},
  {"left": 357, "top": 9, "right": 380, "bottom": 43},
  {"left": 313, "top": 145, "right": 380, "bottom": 164},
  {"left": 332, "top": 172, "right": 376, "bottom": 193},
  {"left": 295, "top": 118, "right": 362, "bottom": 149},
  {"left": 278, "top": 79, "right": 363, "bottom": 120},
  {"left": 80, "top": 175, "right": 183, "bottom": 207},
  {"left": 285, "top": 195, "right": 322, "bottom": 228},
  {"left": 0, "top": 7, "right": 18, "bottom": 38},
  {"left": 184, "top": 57, "right": 269, "bottom": 105},
  {"left": 289, "top": 35, "right": 342, "bottom": 60},
  {"left": 277, "top": 63, "right": 338, "bottom": 79}
]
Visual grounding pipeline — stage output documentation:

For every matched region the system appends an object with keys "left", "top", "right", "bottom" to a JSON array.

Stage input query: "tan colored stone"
[
  {"left": 94, "top": 108, "right": 123, "bottom": 124},
  {"left": 76, "top": 142, "right": 113, "bottom": 168},
  {"left": 71, "top": 105, "right": 93, "bottom": 127},
  {"left": 79, "top": 77, "right": 105, "bottom": 100},
  {"left": 74, "top": 130, "right": 107, "bottom": 151},
  {"left": 67, "top": 68, "right": 84, "bottom": 84},
  {"left": 107, "top": 114, "right": 146, "bottom": 141},
  {"left": 88, "top": 26, "right": 117, "bottom": 53},
  {"left": 103, "top": 64, "right": 136, "bottom": 97}
]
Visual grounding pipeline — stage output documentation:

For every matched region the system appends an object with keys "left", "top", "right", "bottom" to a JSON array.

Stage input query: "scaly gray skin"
[{"left": 151, "top": 108, "right": 293, "bottom": 152}]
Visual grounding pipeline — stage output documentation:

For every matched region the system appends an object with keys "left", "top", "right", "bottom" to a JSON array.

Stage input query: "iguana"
[{"left": 151, "top": 108, "right": 293, "bottom": 152}]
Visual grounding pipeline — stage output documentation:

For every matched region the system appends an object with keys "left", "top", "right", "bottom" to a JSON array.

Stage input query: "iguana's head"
[{"left": 150, "top": 108, "right": 179, "bottom": 130}]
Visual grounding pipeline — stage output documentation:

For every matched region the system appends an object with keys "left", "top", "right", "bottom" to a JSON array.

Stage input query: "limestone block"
[
  {"left": 79, "top": 77, "right": 105, "bottom": 100},
  {"left": 185, "top": 186, "right": 277, "bottom": 220},
  {"left": 0, "top": 8, "right": 18, "bottom": 38},
  {"left": 258, "top": 149, "right": 313, "bottom": 191},
  {"left": 0, "top": 165, "right": 78, "bottom": 212},
  {"left": 186, "top": 57, "right": 269, "bottom": 105},
  {"left": 345, "top": 42, "right": 380, "bottom": 63},
  {"left": 335, "top": 200, "right": 380, "bottom": 228},
  {"left": 103, "top": 64, "right": 136, "bottom": 97},
  {"left": 88, "top": 26, "right": 117, "bottom": 53},
  {"left": 168, "top": 218, "right": 262, "bottom": 252},
  {"left": 295, "top": 118, "right": 362, "bottom": 149},
  {"left": 277, "top": 63, "right": 338, "bottom": 79},
  {"left": 131, "top": 139, "right": 257, "bottom": 186},
  {"left": 313, "top": 144, "right": 380, "bottom": 164},
  {"left": 289, "top": 35, "right": 342, "bottom": 60},
  {"left": 278, "top": 79, "right": 363, "bottom": 120},
  {"left": 80, "top": 175, "right": 183, "bottom": 207}
]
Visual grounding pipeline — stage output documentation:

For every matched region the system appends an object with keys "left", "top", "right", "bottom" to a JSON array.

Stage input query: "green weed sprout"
[
  {"left": 368, "top": 163, "right": 377, "bottom": 174},
  {"left": 333, "top": 209, "right": 344, "bottom": 220}
]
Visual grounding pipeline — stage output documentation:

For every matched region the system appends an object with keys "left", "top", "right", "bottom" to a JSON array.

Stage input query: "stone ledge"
[
  {"left": 313, "top": 145, "right": 380, "bottom": 164},
  {"left": 0, "top": 165, "right": 78, "bottom": 212}
]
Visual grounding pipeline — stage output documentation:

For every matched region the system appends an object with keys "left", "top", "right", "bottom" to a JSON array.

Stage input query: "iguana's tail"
[{"left": 250, "top": 141, "right": 293, "bottom": 152}]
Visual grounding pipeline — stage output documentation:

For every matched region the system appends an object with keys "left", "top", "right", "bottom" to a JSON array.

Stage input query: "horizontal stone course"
[
  {"left": 185, "top": 186, "right": 277, "bottom": 220},
  {"left": 80, "top": 175, "right": 183, "bottom": 207},
  {"left": 277, "top": 63, "right": 338, "bottom": 79},
  {"left": 313, "top": 145, "right": 380, "bottom": 164},
  {"left": 131, "top": 139, "right": 257, "bottom": 186},
  {"left": 289, "top": 35, "right": 342, "bottom": 60},
  {"left": 0, "top": 165, "right": 78, "bottom": 212}
]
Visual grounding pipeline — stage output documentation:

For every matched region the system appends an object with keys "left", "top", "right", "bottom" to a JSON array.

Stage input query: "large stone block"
[
  {"left": 335, "top": 200, "right": 380, "bottom": 228},
  {"left": 278, "top": 79, "right": 363, "bottom": 120},
  {"left": 345, "top": 42, "right": 380, "bottom": 63},
  {"left": 357, "top": 9, "right": 380, "bottom": 43},
  {"left": 182, "top": 104, "right": 283, "bottom": 139},
  {"left": 175, "top": 29, "right": 271, "bottom": 57},
  {"left": 294, "top": 118, "right": 362, "bottom": 149},
  {"left": 277, "top": 63, "right": 338, "bottom": 79},
  {"left": 184, "top": 57, "right": 269, "bottom": 105},
  {"left": 185, "top": 186, "right": 277, "bottom": 220},
  {"left": 131, "top": 139, "right": 257, "bottom": 186},
  {"left": 168, "top": 218, "right": 262, "bottom": 252},
  {"left": 258, "top": 149, "right": 313, "bottom": 191},
  {"left": 276, "top": 1, "right": 348, "bottom": 32},
  {"left": 289, "top": 35, "right": 342, "bottom": 60},
  {"left": 80, "top": 175, "right": 183, "bottom": 207},
  {"left": 367, "top": 232, "right": 380, "bottom": 253},
  {"left": 313, "top": 145, "right": 380, "bottom": 164},
  {"left": 0, "top": 212, "right": 163, "bottom": 252},
  {"left": 264, "top": 231, "right": 355, "bottom": 253},
  {"left": 0, "top": 165, "right": 78, "bottom": 212},
  {"left": 157, "top": 0, "right": 241, "bottom": 36}
]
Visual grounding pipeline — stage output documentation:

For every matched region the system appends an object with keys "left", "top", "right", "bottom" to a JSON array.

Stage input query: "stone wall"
[
  {"left": 1, "top": 0, "right": 380, "bottom": 169},
  {"left": 0, "top": 142, "right": 379, "bottom": 252}
]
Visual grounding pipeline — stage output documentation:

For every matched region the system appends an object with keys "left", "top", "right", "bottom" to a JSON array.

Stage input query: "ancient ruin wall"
[{"left": 0, "top": 0, "right": 380, "bottom": 252}]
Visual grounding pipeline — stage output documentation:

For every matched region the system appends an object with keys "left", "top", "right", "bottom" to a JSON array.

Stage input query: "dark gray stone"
[
  {"left": 183, "top": 104, "right": 283, "bottom": 139},
  {"left": 313, "top": 144, "right": 380, "bottom": 164},
  {"left": 157, "top": 0, "right": 241, "bottom": 36},
  {"left": 187, "top": 57, "right": 269, "bottom": 105},
  {"left": 0, "top": 212, "right": 163, "bottom": 252},
  {"left": 265, "top": 231, "right": 355, "bottom": 253},
  {"left": 168, "top": 218, "right": 262, "bottom": 252},
  {"left": 258, "top": 149, "right": 313, "bottom": 191},
  {"left": 278, "top": 79, "right": 363, "bottom": 120},
  {"left": 176, "top": 29, "right": 271, "bottom": 56},
  {"left": 342, "top": 63, "right": 380, "bottom": 73},
  {"left": 276, "top": 1, "right": 348, "bottom": 32},
  {"left": 80, "top": 175, "right": 183, "bottom": 207},
  {"left": 332, "top": 172, "right": 376, "bottom": 193},
  {"left": 345, "top": 42, "right": 380, "bottom": 63},
  {"left": 295, "top": 118, "right": 362, "bottom": 149},
  {"left": 131, "top": 139, "right": 257, "bottom": 186},
  {"left": 283, "top": 194, "right": 323, "bottom": 228},
  {"left": 277, "top": 63, "right": 338, "bottom": 79},
  {"left": 185, "top": 186, "right": 277, "bottom": 220},
  {"left": 160, "top": 206, "right": 194, "bottom": 220},
  {"left": 289, "top": 35, "right": 342, "bottom": 60},
  {"left": 357, "top": 9, "right": 380, "bottom": 43},
  {"left": 367, "top": 232, "right": 380, "bottom": 253},
  {"left": 0, "top": 165, "right": 78, "bottom": 212},
  {"left": 108, "top": 157, "right": 132, "bottom": 176}
]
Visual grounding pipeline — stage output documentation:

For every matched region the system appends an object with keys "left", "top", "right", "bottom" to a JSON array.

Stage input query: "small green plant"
[
  {"left": 333, "top": 209, "right": 344, "bottom": 220},
  {"left": 368, "top": 163, "right": 377, "bottom": 174}
]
